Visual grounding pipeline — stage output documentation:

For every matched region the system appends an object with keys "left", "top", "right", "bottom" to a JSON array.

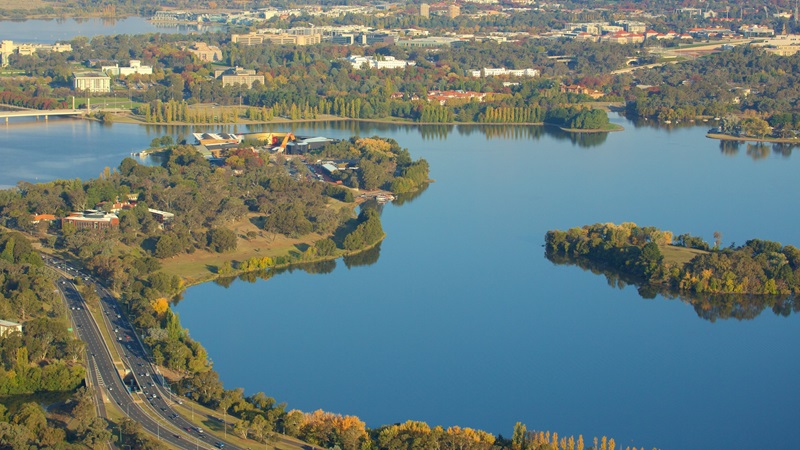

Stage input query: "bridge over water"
[{"left": 0, "top": 107, "right": 87, "bottom": 123}]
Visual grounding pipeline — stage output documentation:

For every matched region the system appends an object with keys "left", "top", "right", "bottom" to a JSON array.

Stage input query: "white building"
[
  {"left": 469, "top": 67, "right": 539, "bottom": 77},
  {"left": 347, "top": 55, "right": 415, "bottom": 69},
  {"left": 73, "top": 71, "right": 111, "bottom": 93},
  {"left": 0, "top": 319, "right": 22, "bottom": 337},
  {"left": 102, "top": 60, "right": 153, "bottom": 76}
]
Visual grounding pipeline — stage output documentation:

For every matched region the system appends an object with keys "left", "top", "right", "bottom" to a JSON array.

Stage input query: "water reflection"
[
  {"left": 719, "top": 140, "right": 740, "bottom": 156},
  {"left": 211, "top": 121, "right": 610, "bottom": 148},
  {"left": 545, "top": 251, "right": 799, "bottom": 322},
  {"left": 392, "top": 183, "right": 430, "bottom": 206},
  {"left": 343, "top": 242, "right": 382, "bottom": 268}
]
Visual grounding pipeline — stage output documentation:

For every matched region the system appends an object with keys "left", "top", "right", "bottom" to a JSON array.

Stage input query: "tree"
[
  {"left": 314, "top": 238, "right": 337, "bottom": 257},
  {"left": 79, "top": 417, "right": 112, "bottom": 449},
  {"left": 207, "top": 228, "right": 237, "bottom": 253},
  {"left": 511, "top": 422, "right": 527, "bottom": 450},
  {"left": 739, "top": 117, "right": 772, "bottom": 139}
]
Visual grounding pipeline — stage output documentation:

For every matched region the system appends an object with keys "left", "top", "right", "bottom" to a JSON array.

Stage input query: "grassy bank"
[{"left": 706, "top": 132, "right": 800, "bottom": 144}]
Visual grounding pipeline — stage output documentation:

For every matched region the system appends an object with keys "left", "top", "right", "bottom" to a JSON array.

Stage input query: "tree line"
[{"left": 545, "top": 222, "right": 800, "bottom": 297}]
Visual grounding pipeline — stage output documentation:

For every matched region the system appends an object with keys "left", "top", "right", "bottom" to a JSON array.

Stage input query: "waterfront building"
[{"left": 73, "top": 71, "right": 111, "bottom": 93}]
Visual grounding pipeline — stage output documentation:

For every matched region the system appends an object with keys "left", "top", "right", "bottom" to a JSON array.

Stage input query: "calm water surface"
[
  {"left": 0, "top": 16, "right": 221, "bottom": 43},
  {"left": 2, "top": 118, "right": 798, "bottom": 450}
]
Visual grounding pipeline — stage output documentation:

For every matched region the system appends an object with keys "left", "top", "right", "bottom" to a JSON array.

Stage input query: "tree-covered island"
[{"left": 546, "top": 223, "right": 800, "bottom": 320}]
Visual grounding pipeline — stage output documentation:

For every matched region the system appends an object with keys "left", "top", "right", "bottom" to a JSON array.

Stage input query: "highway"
[
  {"left": 51, "top": 257, "right": 240, "bottom": 450},
  {"left": 51, "top": 255, "right": 321, "bottom": 450}
]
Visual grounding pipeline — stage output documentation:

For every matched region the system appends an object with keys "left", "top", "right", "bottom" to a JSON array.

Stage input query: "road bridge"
[{"left": 0, "top": 108, "right": 87, "bottom": 123}]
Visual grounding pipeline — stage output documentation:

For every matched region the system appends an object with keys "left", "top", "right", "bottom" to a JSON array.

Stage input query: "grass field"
[
  {"left": 160, "top": 205, "right": 353, "bottom": 284},
  {"left": 659, "top": 244, "right": 708, "bottom": 266},
  {"left": 0, "top": 0, "right": 49, "bottom": 10}
]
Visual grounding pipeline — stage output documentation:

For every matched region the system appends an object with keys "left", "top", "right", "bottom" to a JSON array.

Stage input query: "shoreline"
[
  {"left": 706, "top": 132, "right": 800, "bottom": 144},
  {"left": 107, "top": 112, "right": 622, "bottom": 133}
]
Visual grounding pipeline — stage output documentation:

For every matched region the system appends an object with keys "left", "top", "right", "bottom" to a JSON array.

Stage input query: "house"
[
  {"left": 31, "top": 213, "right": 56, "bottom": 224},
  {"left": 0, "top": 319, "right": 23, "bottom": 337}
]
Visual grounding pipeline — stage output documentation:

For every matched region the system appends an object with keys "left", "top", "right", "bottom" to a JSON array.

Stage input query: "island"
[{"left": 546, "top": 223, "right": 800, "bottom": 320}]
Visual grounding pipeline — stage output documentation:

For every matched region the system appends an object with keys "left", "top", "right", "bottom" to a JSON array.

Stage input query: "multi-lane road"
[{"left": 51, "top": 257, "right": 242, "bottom": 449}]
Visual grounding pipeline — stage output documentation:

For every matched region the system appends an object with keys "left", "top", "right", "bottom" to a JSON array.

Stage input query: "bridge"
[{"left": 0, "top": 107, "right": 87, "bottom": 123}]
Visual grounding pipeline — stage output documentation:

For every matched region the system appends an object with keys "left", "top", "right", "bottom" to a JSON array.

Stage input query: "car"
[
  {"left": 215, "top": 442, "right": 225, "bottom": 449},
  {"left": 175, "top": 435, "right": 182, "bottom": 440}
]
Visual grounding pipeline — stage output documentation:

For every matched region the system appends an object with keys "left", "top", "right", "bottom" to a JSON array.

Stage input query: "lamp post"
[{"left": 224, "top": 411, "right": 227, "bottom": 438}]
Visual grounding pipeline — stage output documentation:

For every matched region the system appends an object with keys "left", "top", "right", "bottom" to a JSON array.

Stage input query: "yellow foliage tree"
[{"left": 151, "top": 297, "right": 169, "bottom": 318}]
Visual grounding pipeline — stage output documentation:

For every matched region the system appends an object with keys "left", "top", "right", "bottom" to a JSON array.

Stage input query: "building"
[
  {"left": 149, "top": 209, "right": 175, "bottom": 225},
  {"left": 396, "top": 37, "right": 461, "bottom": 48},
  {"left": 1, "top": 40, "right": 71, "bottom": 67},
  {"left": 616, "top": 20, "right": 647, "bottom": 34},
  {"left": 448, "top": 4, "right": 461, "bottom": 18},
  {"left": 62, "top": 210, "right": 119, "bottom": 230},
  {"left": 740, "top": 25, "right": 775, "bottom": 38},
  {"left": 232, "top": 32, "right": 322, "bottom": 46},
  {"left": 346, "top": 55, "right": 415, "bottom": 69},
  {"left": 216, "top": 67, "right": 265, "bottom": 88},
  {"left": 469, "top": 67, "right": 539, "bottom": 77},
  {"left": 188, "top": 42, "right": 223, "bottom": 62},
  {"left": 420, "top": 3, "right": 430, "bottom": 17},
  {"left": 0, "top": 320, "right": 22, "bottom": 337},
  {"left": 31, "top": 213, "right": 57, "bottom": 224},
  {"left": 285, "top": 136, "right": 335, "bottom": 155},
  {"left": 264, "top": 33, "right": 322, "bottom": 45},
  {"left": 427, "top": 90, "right": 487, "bottom": 105},
  {"left": 560, "top": 84, "right": 605, "bottom": 99},
  {"left": 102, "top": 60, "right": 153, "bottom": 76},
  {"left": 754, "top": 34, "right": 800, "bottom": 56},
  {"left": 73, "top": 71, "right": 111, "bottom": 93}
]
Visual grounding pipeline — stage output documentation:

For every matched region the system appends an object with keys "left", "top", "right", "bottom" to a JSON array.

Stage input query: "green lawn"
[{"left": 659, "top": 244, "right": 708, "bottom": 266}]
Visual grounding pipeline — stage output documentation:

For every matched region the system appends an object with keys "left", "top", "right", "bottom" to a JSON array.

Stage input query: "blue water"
[
  {"left": 0, "top": 17, "right": 222, "bottom": 44},
  {"left": 2, "top": 118, "right": 798, "bottom": 449}
]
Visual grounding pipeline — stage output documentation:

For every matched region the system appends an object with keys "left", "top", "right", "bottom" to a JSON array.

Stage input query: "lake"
[
  {"left": 2, "top": 117, "right": 798, "bottom": 450},
  {"left": 0, "top": 16, "right": 223, "bottom": 44}
]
